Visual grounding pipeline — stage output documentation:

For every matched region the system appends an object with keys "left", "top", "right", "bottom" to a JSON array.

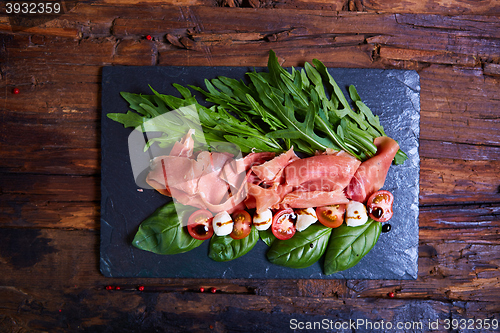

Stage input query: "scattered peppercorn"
[
  {"left": 138, "top": 285, "right": 145, "bottom": 291},
  {"left": 210, "top": 287, "right": 217, "bottom": 293},
  {"left": 13, "top": 88, "right": 20, "bottom": 94},
  {"left": 388, "top": 292, "right": 395, "bottom": 298},
  {"left": 146, "top": 35, "right": 152, "bottom": 40},
  {"left": 382, "top": 224, "right": 392, "bottom": 233},
  {"left": 115, "top": 286, "right": 121, "bottom": 290},
  {"left": 199, "top": 287, "right": 205, "bottom": 293}
]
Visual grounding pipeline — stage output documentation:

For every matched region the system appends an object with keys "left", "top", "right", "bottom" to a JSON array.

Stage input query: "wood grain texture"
[{"left": 1, "top": 1, "right": 500, "bottom": 331}]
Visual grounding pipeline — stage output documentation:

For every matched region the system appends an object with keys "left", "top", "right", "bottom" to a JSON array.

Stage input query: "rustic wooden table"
[{"left": 1, "top": 0, "right": 499, "bottom": 331}]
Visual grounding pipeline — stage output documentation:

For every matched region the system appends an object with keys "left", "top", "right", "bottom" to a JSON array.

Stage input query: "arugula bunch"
[{"left": 108, "top": 50, "right": 407, "bottom": 164}]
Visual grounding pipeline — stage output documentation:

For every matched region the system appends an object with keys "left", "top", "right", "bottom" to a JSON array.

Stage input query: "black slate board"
[{"left": 100, "top": 66, "right": 420, "bottom": 279}]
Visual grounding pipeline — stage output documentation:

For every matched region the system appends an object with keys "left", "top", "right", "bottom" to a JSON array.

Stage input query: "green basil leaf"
[
  {"left": 266, "top": 224, "right": 332, "bottom": 269},
  {"left": 132, "top": 202, "right": 203, "bottom": 255},
  {"left": 208, "top": 226, "right": 259, "bottom": 262},
  {"left": 259, "top": 229, "right": 276, "bottom": 247},
  {"left": 323, "top": 219, "right": 381, "bottom": 275}
]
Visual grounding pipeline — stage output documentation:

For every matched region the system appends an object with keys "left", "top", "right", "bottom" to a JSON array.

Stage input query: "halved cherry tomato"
[
  {"left": 230, "top": 210, "right": 252, "bottom": 240},
  {"left": 367, "top": 190, "right": 394, "bottom": 222},
  {"left": 187, "top": 209, "right": 214, "bottom": 240},
  {"left": 271, "top": 208, "right": 296, "bottom": 240},
  {"left": 316, "top": 205, "right": 346, "bottom": 228}
]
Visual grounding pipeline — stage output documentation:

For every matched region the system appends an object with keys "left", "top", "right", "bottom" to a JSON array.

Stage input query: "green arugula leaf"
[
  {"left": 107, "top": 111, "right": 145, "bottom": 128},
  {"left": 111, "top": 50, "right": 407, "bottom": 165}
]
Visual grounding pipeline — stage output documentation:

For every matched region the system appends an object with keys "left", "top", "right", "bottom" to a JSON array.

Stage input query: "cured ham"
[
  {"left": 346, "top": 136, "right": 400, "bottom": 203},
  {"left": 169, "top": 129, "right": 195, "bottom": 158},
  {"left": 146, "top": 130, "right": 398, "bottom": 216},
  {"left": 284, "top": 154, "right": 361, "bottom": 190},
  {"left": 146, "top": 131, "right": 249, "bottom": 214},
  {"left": 251, "top": 148, "right": 298, "bottom": 184},
  {"left": 247, "top": 183, "right": 294, "bottom": 214},
  {"left": 280, "top": 189, "right": 349, "bottom": 208}
]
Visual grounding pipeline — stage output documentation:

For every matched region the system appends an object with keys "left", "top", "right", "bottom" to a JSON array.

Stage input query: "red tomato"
[
  {"left": 230, "top": 210, "right": 252, "bottom": 240},
  {"left": 187, "top": 209, "right": 214, "bottom": 240},
  {"left": 271, "top": 209, "right": 296, "bottom": 240},
  {"left": 316, "top": 205, "right": 346, "bottom": 228},
  {"left": 367, "top": 190, "right": 394, "bottom": 222}
]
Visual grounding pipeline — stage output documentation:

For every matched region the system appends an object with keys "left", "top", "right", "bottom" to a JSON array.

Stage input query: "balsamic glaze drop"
[
  {"left": 372, "top": 207, "right": 384, "bottom": 219},
  {"left": 382, "top": 224, "right": 392, "bottom": 233},
  {"left": 194, "top": 224, "right": 209, "bottom": 236}
]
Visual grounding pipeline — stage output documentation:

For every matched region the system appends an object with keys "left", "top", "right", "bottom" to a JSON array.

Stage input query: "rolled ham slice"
[
  {"left": 280, "top": 189, "right": 349, "bottom": 209},
  {"left": 145, "top": 130, "right": 250, "bottom": 214},
  {"left": 346, "top": 136, "right": 400, "bottom": 203},
  {"left": 284, "top": 154, "right": 361, "bottom": 190},
  {"left": 251, "top": 148, "right": 298, "bottom": 184}
]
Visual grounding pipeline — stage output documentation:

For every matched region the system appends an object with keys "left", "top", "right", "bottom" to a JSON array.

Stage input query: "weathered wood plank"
[
  {"left": 2, "top": 10, "right": 500, "bottom": 72},
  {"left": 0, "top": 228, "right": 498, "bottom": 303},
  {"left": 3, "top": 285, "right": 495, "bottom": 333},
  {"left": 368, "top": 32, "right": 500, "bottom": 61},
  {"left": 363, "top": 0, "right": 500, "bottom": 15},
  {"left": 0, "top": 200, "right": 99, "bottom": 229},
  {"left": 419, "top": 140, "right": 500, "bottom": 161},
  {"left": 379, "top": 46, "right": 479, "bottom": 66},
  {"left": 419, "top": 66, "right": 500, "bottom": 147},
  {"left": 0, "top": 174, "right": 99, "bottom": 202},
  {"left": 1, "top": 120, "right": 98, "bottom": 149},
  {"left": 0, "top": 24, "right": 80, "bottom": 38},
  {"left": 1, "top": 0, "right": 500, "bottom": 330},
  {"left": 0, "top": 146, "right": 99, "bottom": 175},
  {"left": 484, "top": 63, "right": 500, "bottom": 76},
  {"left": 420, "top": 158, "right": 500, "bottom": 206},
  {"left": 3, "top": 139, "right": 497, "bottom": 178},
  {"left": 2, "top": 157, "right": 499, "bottom": 206}
]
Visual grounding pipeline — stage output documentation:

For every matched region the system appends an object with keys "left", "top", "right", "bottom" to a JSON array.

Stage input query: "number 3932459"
[{"left": 5, "top": 2, "right": 61, "bottom": 14}]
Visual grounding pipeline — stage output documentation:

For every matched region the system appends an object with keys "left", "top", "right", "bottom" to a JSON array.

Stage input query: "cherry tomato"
[
  {"left": 367, "top": 190, "right": 394, "bottom": 222},
  {"left": 316, "top": 205, "right": 346, "bottom": 228},
  {"left": 230, "top": 210, "right": 252, "bottom": 240},
  {"left": 187, "top": 209, "right": 214, "bottom": 240},
  {"left": 271, "top": 208, "right": 296, "bottom": 240}
]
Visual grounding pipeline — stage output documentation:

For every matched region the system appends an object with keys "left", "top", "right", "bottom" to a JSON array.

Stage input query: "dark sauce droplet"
[
  {"left": 194, "top": 224, "right": 209, "bottom": 236},
  {"left": 372, "top": 207, "right": 383, "bottom": 219},
  {"left": 310, "top": 243, "right": 314, "bottom": 248},
  {"left": 382, "top": 224, "right": 392, "bottom": 233}
]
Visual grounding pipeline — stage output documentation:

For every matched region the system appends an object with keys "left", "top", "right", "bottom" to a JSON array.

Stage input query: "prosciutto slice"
[
  {"left": 247, "top": 183, "right": 294, "bottom": 213},
  {"left": 145, "top": 130, "right": 249, "bottom": 214},
  {"left": 146, "top": 129, "right": 197, "bottom": 196},
  {"left": 280, "top": 189, "right": 349, "bottom": 208},
  {"left": 251, "top": 148, "right": 298, "bottom": 184},
  {"left": 284, "top": 154, "right": 361, "bottom": 191},
  {"left": 145, "top": 130, "right": 399, "bottom": 216},
  {"left": 346, "top": 136, "right": 400, "bottom": 202}
]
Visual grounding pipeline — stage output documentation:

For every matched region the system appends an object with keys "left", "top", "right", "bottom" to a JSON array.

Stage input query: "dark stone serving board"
[{"left": 100, "top": 65, "right": 420, "bottom": 279}]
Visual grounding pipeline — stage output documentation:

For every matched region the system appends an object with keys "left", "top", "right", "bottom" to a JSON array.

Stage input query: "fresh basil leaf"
[
  {"left": 208, "top": 226, "right": 259, "bottom": 262},
  {"left": 132, "top": 202, "right": 203, "bottom": 255},
  {"left": 267, "top": 224, "right": 332, "bottom": 269},
  {"left": 323, "top": 219, "right": 381, "bottom": 275},
  {"left": 259, "top": 229, "right": 276, "bottom": 247}
]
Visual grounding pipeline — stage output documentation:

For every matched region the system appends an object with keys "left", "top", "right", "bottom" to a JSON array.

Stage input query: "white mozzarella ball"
[
  {"left": 345, "top": 201, "right": 368, "bottom": 227},
  {"left": 213, "top": 211, "right": 233, "bottom": 236},
  {"left": 295, "top": 208, "right": 318, "bottom": 232},
  {"left": 253, "top": 209, "right": 272, "bottom": 231}
]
